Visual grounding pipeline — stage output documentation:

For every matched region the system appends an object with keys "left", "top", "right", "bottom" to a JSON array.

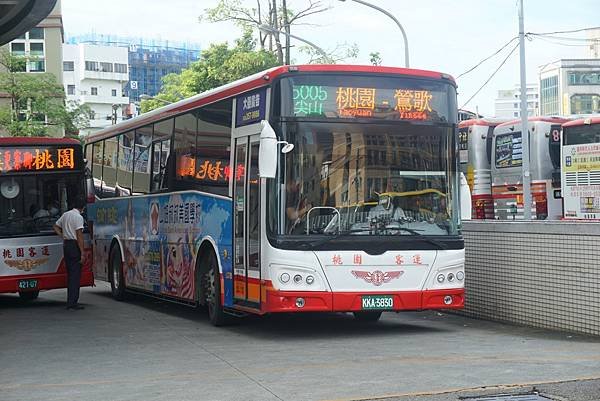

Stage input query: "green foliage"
[
  {"left": 369, "top": 52, "right": 383, "bottom": 66},
  {"left": 141, "top": 30, "right": 279, "bottom": 113},
  {"left": 0, "top": 50, "right": 91, "bottom": 137}
]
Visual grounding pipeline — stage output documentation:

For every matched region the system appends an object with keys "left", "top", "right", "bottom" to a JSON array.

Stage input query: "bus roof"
[
  {"left": 458, "top": 118, "right": 511, "bottom": 128},
  {"left": 85, "top": 64, "right": 455, "bottom": 143},
  {"left": 562, "top": 116, "right": 600, "bottom": 128},
  {"left": 0, "top": 137, "right": 81, "bottom": 146},
  {"left": 496, "top": 116, "right": 570, "bottom": 128}
]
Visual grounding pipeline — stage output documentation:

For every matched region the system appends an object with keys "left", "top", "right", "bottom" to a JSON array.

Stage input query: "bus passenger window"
[
  {"left": 152, "top": 118, "right": 173, "bottom": 192},
  {"left": 117, "top": 131, "right": 134, "bottom": 196}
]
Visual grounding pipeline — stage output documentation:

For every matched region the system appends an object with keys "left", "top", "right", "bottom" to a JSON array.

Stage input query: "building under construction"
[{"left": 66, "top": 33, "right": 201, "bottom": 103}]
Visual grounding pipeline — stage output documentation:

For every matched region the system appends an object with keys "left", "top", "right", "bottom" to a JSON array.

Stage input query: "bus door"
[{"left": 233, "top": 134, "right": 261, "bottom": 309}]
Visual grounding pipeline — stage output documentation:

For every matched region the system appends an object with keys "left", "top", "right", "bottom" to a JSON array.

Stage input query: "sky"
[{"left": 61, "top": 0, "right": 600, "bottom": 116}]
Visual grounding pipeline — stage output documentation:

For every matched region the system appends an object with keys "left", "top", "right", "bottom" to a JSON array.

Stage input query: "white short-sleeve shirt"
[{"left": 55, "top": 209, "right": 84, "bottom": 240}]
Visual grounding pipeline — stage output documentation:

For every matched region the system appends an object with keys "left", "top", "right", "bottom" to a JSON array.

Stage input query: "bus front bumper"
[
  {"left": 0, "top": 270, "right": 94, "bottom": 294},
  {"left": 264, "top": 288, "right": 464, "bottom": 313}
]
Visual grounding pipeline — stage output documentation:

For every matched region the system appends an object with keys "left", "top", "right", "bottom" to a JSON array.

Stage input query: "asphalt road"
[{"left": 1, "top": 282, "right": 600, "bottom": 401}]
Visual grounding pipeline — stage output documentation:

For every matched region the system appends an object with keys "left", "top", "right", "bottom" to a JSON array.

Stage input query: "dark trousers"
[{"left": 63, "top": 240, "right": 81, "bottom": 307}]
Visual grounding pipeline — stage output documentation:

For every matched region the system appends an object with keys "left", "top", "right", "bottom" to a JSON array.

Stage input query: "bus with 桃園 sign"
[
  {"left": 0, "top": 137, "right": 93, "bottom": 300},
  {"left": 85, "top": 65, "right": 466, "bottom": 325}
]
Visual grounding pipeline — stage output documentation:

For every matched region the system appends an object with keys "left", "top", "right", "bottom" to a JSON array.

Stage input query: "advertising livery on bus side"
[
  {"left": 85, "top": 64, "right": 466, "bottom": 325},
  {"left": 0, "top": 137, "right": 93, "bottom": 300}
]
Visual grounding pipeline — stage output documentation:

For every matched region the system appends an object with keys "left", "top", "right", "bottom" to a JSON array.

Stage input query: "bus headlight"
[
  {"left": 436, "top": 274, "right": 445, "bottom": 283},
  {"left": 279, "top": 273, "right": 290, "bottom": 284},
  {"left": 457, "top": 271, "right": 465, "bottom": 281},
  {"left": 293, "top": 274, "right": 303, "bottom": 284},
  {"left": 306, "top": 275, "right": 315, "bottom": 285},
  {"left": 447, "top": 273, "right": 455, "bottom": 282}
]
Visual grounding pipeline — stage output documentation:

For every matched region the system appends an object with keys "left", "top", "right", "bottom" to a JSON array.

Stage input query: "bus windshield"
[
  {"left": 0, "top": 173, "right": 84, "bottom": 238},
  {"left": 270, "top": 121, "right": 458, "bottom": 238}
]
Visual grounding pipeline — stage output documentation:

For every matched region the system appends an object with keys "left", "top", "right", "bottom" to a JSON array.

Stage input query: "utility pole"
[
  {"left": 518, "top": 0, "right": 531, "bottom": 219},
  {"left": 282, "top": 0, "right": 290, "bottom": 65}
]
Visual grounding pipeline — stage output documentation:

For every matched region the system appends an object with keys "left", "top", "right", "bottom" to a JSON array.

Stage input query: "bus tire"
[
  {"left": 353, "top": 311, "right": 383, "bottom": 322},
  {"left": 203, "top": 252, "right": 227, "bottom": 326},
  {"left": 109, "top": 245, "right": 126, "bottom": 301},
  {"left": 19, "top": 291, "right": 39, "bottom": 301}
]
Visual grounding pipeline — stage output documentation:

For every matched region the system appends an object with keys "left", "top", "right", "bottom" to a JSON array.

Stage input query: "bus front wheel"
[
  {"left": 109, "top": 245, "right": 126, "bottom": 301},
  {"left": 19, "top": 291, "right": 39, "bottom": 301},
  {"left": 203, "top": 252, "right": 227, "bottom": 326},
  {"left": 353, "top": 311, "right": 382, "bottom": 322}
]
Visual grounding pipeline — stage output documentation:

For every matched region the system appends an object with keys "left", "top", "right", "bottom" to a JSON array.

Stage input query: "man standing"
[{"left": 53, "top": 197, "right": 86, "bottom": 310}]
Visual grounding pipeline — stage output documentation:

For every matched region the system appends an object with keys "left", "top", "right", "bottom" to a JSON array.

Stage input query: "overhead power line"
[
  {"left": 460, "top": 42, "right": 520, "bottom": 110},
  {"left": 456, "top": 36, "right": 518, "bottom": 79},
  {"left": 528, "top": 26, "right": 600, "bottom": 36}
]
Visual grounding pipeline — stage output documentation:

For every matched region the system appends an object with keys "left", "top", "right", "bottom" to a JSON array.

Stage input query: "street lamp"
[
  {"left": 338, "top": 0, "right": 410, "bottom": 68},
  {"left": 139, "top": 94, "right": 173, "bottom": 105},
  {"left": 258, "top": 24, "right": 333, "bottom": 64}
]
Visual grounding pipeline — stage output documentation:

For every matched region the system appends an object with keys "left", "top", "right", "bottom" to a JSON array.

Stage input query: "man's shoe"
[{"left": 66, "top": 305, "right": 85, "bottom": 310}]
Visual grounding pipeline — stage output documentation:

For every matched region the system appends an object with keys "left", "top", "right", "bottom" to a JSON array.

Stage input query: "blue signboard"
[{"left": 236, "top": 87, "right": 267, "bottom": 127}]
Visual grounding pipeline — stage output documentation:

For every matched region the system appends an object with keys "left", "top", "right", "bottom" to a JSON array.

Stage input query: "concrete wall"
[{"left": 462, "top": 220, "right": 600, "bottom": 336}]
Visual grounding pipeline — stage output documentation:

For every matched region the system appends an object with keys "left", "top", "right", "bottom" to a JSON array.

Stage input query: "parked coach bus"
[
  {"left": 85, "top": 64, "right": 466, "bottom": 325},
  {"left": 0, "top": 137, "right": 93, "bottom": 300},
  {"left": 491, "top": 116, "right": 568, "bottom": 220},
  {"left": 458, "top": 118, "right": 509, "bottom": 219},
  {"left": 561, "top": 116, "right": 600, "bottom": 220}
]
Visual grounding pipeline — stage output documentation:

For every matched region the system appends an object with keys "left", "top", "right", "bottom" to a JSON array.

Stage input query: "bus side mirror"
[
  {"left": 259, "top": 120, "right": 278, "bottom": 179},
  {"left": 460, "top": 172, "right": 471, "bottom": 220}
]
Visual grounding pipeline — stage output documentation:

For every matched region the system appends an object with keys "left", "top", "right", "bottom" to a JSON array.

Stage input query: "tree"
[
  {"left": 201, "top": 0, "right": 335, "bottom": 65},
  {"left": 369, "top": 52, "right": 382, "bottom": 66},
  {"left": 141, "top": 30, "right": 279, "bottom": 113},
  {"left": 0, "top": 50, "right": 92, "bottom": 137}
]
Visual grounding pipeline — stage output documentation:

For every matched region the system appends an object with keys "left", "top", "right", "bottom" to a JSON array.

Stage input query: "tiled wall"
[{"left": 461, "top": 221, "right": 600, "bottom": 336}]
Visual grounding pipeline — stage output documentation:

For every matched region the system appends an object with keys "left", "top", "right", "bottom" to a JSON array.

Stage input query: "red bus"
[{"left": 0, "top": 137, "right": 93, "bottom": 300}]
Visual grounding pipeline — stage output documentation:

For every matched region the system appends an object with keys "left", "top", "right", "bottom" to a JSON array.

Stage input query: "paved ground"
[{"left": 1, "top": 282, "right": 600, "bottom": 401}]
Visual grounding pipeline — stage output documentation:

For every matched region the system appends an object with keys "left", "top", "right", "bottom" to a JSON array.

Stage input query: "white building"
[
  {"left": 63, "top": 43, "right": 129, "bottom": 136},
  {"left": 539, "top": 59, "right": 600, "bottom": 116},
  {"left": 587, "top": 28, "right": 600, "bottom": 59},
  {"left": 494, "top": 84, "right": 539, "bottom": 119}
]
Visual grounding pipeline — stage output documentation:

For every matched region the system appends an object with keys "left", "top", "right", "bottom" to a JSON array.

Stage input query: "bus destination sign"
[
  {"left": 292, "top": 84, "right": 436, "bottom": 121},
  {"left": 0, "top": 146, "right": 80, "bottom": 174}
]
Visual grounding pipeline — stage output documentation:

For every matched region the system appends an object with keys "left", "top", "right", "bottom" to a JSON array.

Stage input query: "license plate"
[
  {"left": 361, "top": 295, "right": 393, "bottom": 310},
  {"left": 18, "top": 279, "right": 38, "bottom": 290}
]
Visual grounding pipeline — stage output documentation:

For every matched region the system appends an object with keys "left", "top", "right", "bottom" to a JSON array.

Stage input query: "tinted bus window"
[
  {"left": 102, "top": 137, "right": 118, "bottom": 197},
  {"left": 174, "top": 112, "right": 198, "bottom": 189},
  {"left": 495, "top": 132, "right": 522, "bottom": 168},
  {"left": 92, "top": 141, "right": 103, "bottom": 196},
  {"left": 117, "top": 132, "right": 134, "bottom": 195},
  {"left": 151, "top": 118, "right": 173, "bottom": 192},
  {"left": 133, "top": 124, "right": 152, "bottom": 194},
  {"left": 563, "top": 125, "right": 600, "bottom": 145}
]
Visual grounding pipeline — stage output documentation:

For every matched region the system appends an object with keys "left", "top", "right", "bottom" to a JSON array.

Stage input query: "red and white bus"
[
  {"left": 85, "top": 64, "right": 465, "bottom": 325},
  {"left": 561, "top": 116, "right": 600, "bottom": 220},
  {"left": 491, "top": 117, "right": 568, "bottom": 220},
  {"left": 0, "top": 137, "right": 93, "bottom": 300},
  {"left": 458, "top": 118, "right": 509, "bottom": 219}
]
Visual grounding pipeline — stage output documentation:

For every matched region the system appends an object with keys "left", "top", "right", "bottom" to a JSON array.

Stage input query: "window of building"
[
  {"left": 85, "top": 61, "right": 99, "bottom": 71},
  {"left": 67, "top": 85, "right": 75, "bottom": 95},
  {"left": 28, "top": 60, "right": 45, "bottom": 72},
  {"left": 570, "top": 94, "right": 600, "bottom": 114},
  {"left": 100, "top": 62, "right": 113, "bottom": 73},
  {"left": 513, "top": 103, "right": 518, "bottom": 108},
  {"left": 29, "top": 42, "right": 43, "bottom": 56},
  {"left": 568, "top": 71, "right": 600, "bottom": 85},
  {"left": 91, "top": 87, "right": 98, "bottom": 95},
  {"left": 514, "top": 112, "right": 519, "bottom": 117},
  {"left": 10, "top": 42, "right": 25, "bottom": 56},
  {"left": 114, "top": 63, "right": 127, "bottom": 73},
  {"left": 28, "top": 27, "right": 44, "bottom": 39},
  {"left": 540, "top": 75, "right": 559, "bottom": 115},
  {"left": 63, "top": 61, "right": 74, "bottom": 71},
  {"left": 111, "top": 89, "right": 117, "bottom": 97}
]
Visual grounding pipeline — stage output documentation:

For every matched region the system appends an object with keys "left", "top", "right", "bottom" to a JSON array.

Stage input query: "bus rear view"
[{"left": 0, "top": 138, "right": 93, "bottom": 300}]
